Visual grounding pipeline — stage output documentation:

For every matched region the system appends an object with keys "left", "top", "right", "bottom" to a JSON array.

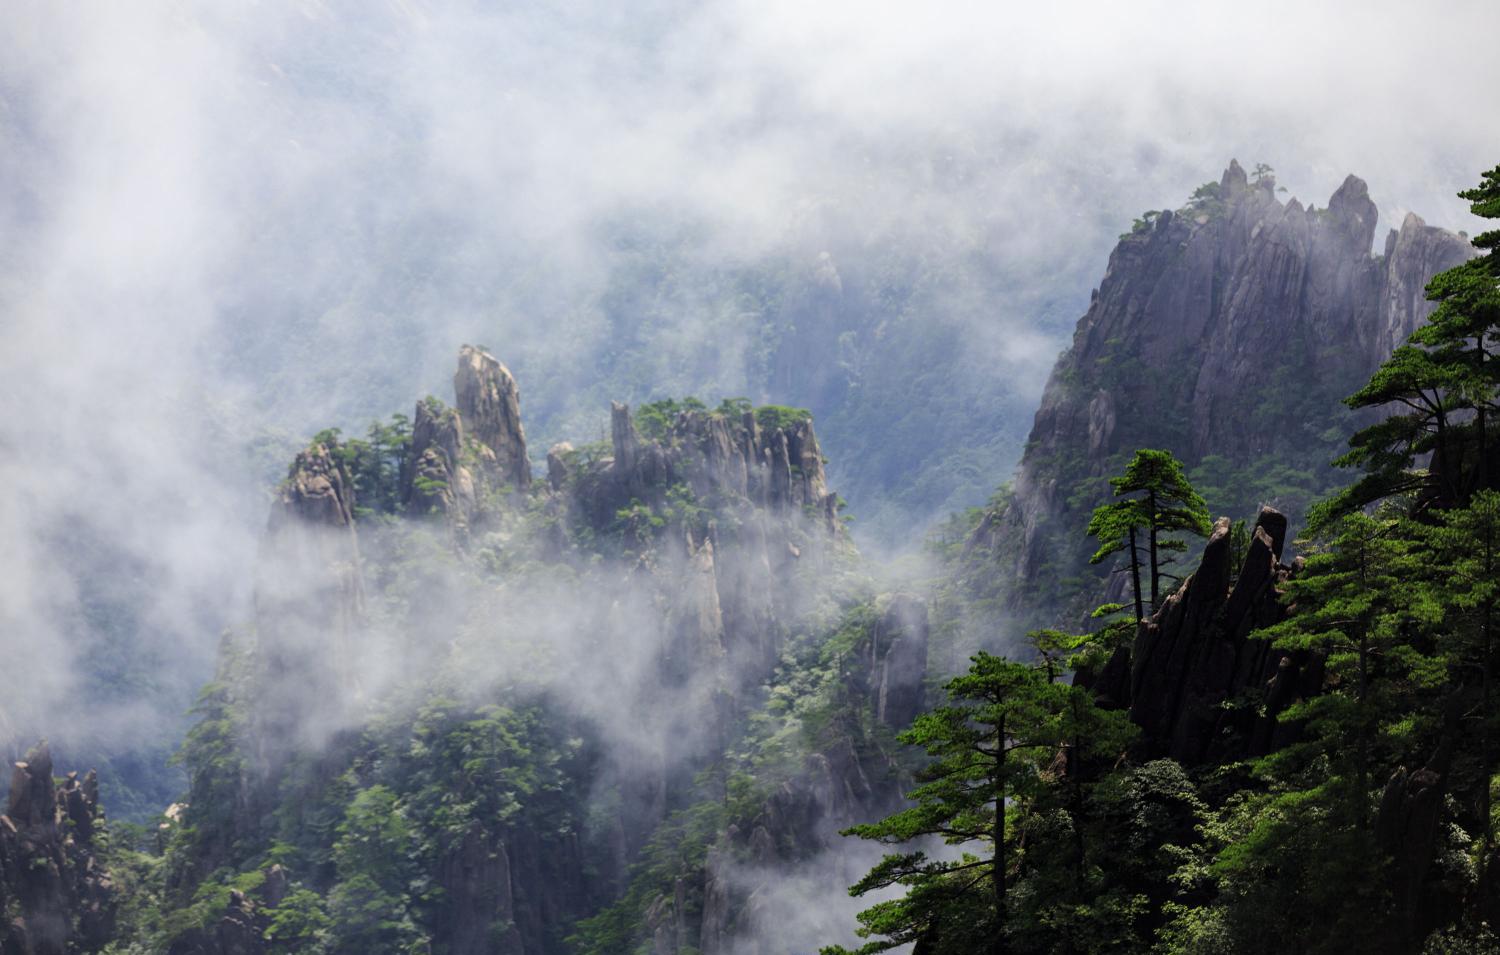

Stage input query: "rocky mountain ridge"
[
  {"left": 967, "top": 160, "right": 1474, "bottom": 635},
  {"left": 126, "top": 346, "right": 923, "bottom": 955}
]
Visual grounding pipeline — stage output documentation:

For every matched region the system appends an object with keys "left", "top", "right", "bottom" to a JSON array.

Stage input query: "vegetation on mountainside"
[
  {"left": 823, "top": 647, "right": 1135, "bottom": 955},
  {"left": 34, "top": 164, "right": 1500, "bottom": 955},
  {"left": 1087, "top": 449, "right": 1211, "bottom": 621},
  {"left": 827, "top": 162, "right": 1500, "bottom": 955}
]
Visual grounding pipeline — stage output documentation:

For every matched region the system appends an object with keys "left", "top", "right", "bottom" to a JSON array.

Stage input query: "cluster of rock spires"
[
  {"left": 191, "top": 345, "right": 882, "bottom": 954},
  {"left": 1081, "top": 506, "right": 1313, "bottom": 763},
  {"left": 972, "top": 160, "right": 1474, "bottom": 633},
  {"left": 256, "top": 346, "right": 848, "bottom": 729},
  {"left": 1, "top": 742, "right": 113, "bottom": 955},
  {"left": 1079, "top": 504, "right": 1453, "bottom": 940},
  {"left": 403, "top": 344, "right": 532, "bottom": 531}
]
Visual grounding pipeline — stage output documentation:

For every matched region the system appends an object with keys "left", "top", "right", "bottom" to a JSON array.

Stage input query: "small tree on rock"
[{"left": 1092, "top": 450, "right": 1211, "bottom": 614}]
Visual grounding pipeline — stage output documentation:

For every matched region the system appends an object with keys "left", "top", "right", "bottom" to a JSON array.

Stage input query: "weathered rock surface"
[
  {"left": 650, "top": 598, "right": 928, "bottom": 954},
  {"left": 252, "top": 442, "right": 366, "bottom": 758},
  {"left": 560, "top": 402, "right": 846, "bottom": 695},
  {"left": 974, "top": 161, "right": 1474, "bottom": 635},
  {"left": 1093, "top": 507, "right": 1322, "bottom": 764},
  {"left": 0, "top": 742, "right": 114, "bottom": 955},
  {"left": 402, "top": 396, "right": 477, "bottom": 525},
  {"left": 454, "top": 344, "right": 531, "bottom": 491},
  {"left": 595, "top": 403, "right": 835, "bottom": 527}
]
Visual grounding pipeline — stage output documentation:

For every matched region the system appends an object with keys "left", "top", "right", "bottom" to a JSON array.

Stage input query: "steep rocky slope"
[
  {"left": 0, "top": 743, "right": 114, "bottom": 954},
  {"left": 967, "top": 161, "right": 1473, "bottom": 633},
  {"left": 112, "top": 346, "right": 922, "bottom": 955}
]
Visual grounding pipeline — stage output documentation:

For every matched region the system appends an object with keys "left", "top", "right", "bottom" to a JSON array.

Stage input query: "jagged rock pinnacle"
[{"left": 454, "top": 344, "right": 531, "bottom": 490}]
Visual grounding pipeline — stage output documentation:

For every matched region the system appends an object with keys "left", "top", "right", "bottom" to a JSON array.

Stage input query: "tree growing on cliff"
[
  {"left": 1321, "top": 165, "right": 1500, "bottom": 522},
  {"left": 1411, "top": 490, "right": 1500, "bottom": 899},
  {"left": 823, "top": 652, "right": 1133, "bottom": 955},
  {"left": 1257, "top": 511, "right": 1431, "bottom": 831},
  {"left": 1092, "top": 450, "right": 1211, "bottom": 614},
  {"left": 1087, "top": 498, "right": 1149, "bottom": 622}
]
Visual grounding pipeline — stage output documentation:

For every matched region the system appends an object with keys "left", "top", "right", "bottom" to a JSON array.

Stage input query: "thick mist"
[{"left": 2, "top": 0, "right": 1498, "bottom": 806}]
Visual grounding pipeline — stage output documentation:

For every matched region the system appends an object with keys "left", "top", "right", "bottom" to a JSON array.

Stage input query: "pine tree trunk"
[
  {"left": 993, "top": 717, "right": 1007, "bottom": 955},
  {"left": 1481, "top": 528, "right": 1494, "bottom": 909},
  {"left": 1128, "top": 526, "right": 1145, "bottom": 623},
  {"left": 1147, "top": 489, "right": 1160, "bottom": 611},
  {"left": 1477, "top": 336, "right": 1488, "bottom": 493}
]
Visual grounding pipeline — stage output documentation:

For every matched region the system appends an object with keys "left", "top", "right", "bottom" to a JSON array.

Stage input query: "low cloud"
[{"left": 1, "top": 0, "right": 1496, "bottom": 780}]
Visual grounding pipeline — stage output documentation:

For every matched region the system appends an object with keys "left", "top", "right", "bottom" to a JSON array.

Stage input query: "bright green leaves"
[
  {"left": 829, "top": 650, "right": 1136, "bottom": 954},
  {"left": 1326, "top": 165, "right": 1500, "bottom": 522},
  {"left": 1089, "top": 448, "right": 1211, "bottom": 617}
]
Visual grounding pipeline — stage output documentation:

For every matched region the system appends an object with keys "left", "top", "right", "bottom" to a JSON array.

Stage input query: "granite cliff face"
[
  {"left": 0, "top": 743, "right": 114, "bottom": 955},
  {"left": 251, "top": 442, "right": 365, "bottom": 761},
  {"left": 972, "top": 161, "right": 1474, "bottom": 631},
  {"left": 161, "top": 347, "right": 887, "bottom": 955},
  {"left": 454, "top": 343, "right": 531, "bottom": 492},
  {"left": 1081, "top": 506, "right": 1317, "bottom": 765}
]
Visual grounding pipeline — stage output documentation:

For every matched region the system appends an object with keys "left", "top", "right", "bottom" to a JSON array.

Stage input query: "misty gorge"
[{"left": 5, "top": 3, "right": 1500, "bottom": 954}]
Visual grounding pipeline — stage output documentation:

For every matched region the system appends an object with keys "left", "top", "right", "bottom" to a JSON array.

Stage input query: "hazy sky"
[{"left": 1, "top": 0, "right": 1497, "bottom": 752}]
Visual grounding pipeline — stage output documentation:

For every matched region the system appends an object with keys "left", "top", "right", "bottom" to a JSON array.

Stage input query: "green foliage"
[
  {"left": 263, "top": 888, "right": 332, "bottom": 953},
  {"left": 826, "top": 652, "right": 1135, "bottom": 954},
  {"left": 634, "top": 396, "right": 708, "bottom": 440},
  {"left": 1320, "top": 164, "right": 1500, "bottom": 525},
  {"left": 755, "top": 404, "right": 813, "bottom": 433},
  {"left": 307, "top": 412, "right": 413, "bottom": 518},
  {"left": 631, "top": 396, "right": 810, "bottom": 444},
  {"left": 1089, "top": 448, "right": 1210, "bottom": 616}
]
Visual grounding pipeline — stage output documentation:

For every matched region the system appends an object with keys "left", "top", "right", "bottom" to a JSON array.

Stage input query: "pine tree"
[
  {"left": 1257, "top": 511, "right": 1433, "bottom": 830},
  {"left": 824, "top": 653, "right": 1134, "bottom": 955},
  {"left": 1320, "top": 166, "right": 1500, "bottom": 523},
  {"left": 1412, "top": 490, "right": 1500, "bottom": 904},
  {"left": 1093, "top": 450, "right": 1211, "bottom": 613},
  {"left": 1087, "top": 499, "right": 1149, "bottom": 622}
]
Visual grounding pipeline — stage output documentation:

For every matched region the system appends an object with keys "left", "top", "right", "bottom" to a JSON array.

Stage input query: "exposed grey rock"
[
  {"left": 547, "top": 441, "right": 574, "bottom": 491},
  {"left": 0, "top": 742, "right": 114, "bottom": 955},
  {"left": 1111, "top": 506, "right": 1322, "bottom": 764},
  {"left": 453, "top": 344, "right": 531, "bottom": 491},
  {"left": 872, "top": 594, "right": 929, "bottom": 731},
  {"left": 401, "top": 397, "right": 476, "bottom": 526},
  {"left": 974, "top": 161, "right": 1474, "bottom": 634},
  {"left": 252, "top": 442, "right": 365, "bottom": 760}
]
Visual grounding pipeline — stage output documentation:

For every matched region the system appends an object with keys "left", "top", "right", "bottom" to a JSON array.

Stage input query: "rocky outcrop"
[
  {"left": 1108, "top": 507, "right": 1321, "bottom": 764},
  {"left": 596, "top": 403, "right": 835, "bottom": 527},
  {"left": 646, "top": 599, "right": 927, "bottom": 955},
  {"left": 453, "top": 344, "right": 530, "bottom": 491},
  {"left": 974, "top": 161, "right": 1474, "bottom": 636},
  {"left": 436, "top": 827, "right": 523, "bottom": 955},
  {"left": 401, "top": 397, "right": 477, "bottom": 524},
  {"left": 869, "top": 595, "right": 929, "bottom": 731},
  {"left": 252, "top": 443, "right": 366, "bottom": 758},
  {"left": 559, "top": 402, "right": 846, "bottom": 696},
  {"left": 395, "top": 347, "right": 532, "bottom": 536},
  {"left": 0, "top": 742, "right": 114, "bottom": 955},
  {"left": 1376, "top": 737, "right": 1455, "bottom": 949}
]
